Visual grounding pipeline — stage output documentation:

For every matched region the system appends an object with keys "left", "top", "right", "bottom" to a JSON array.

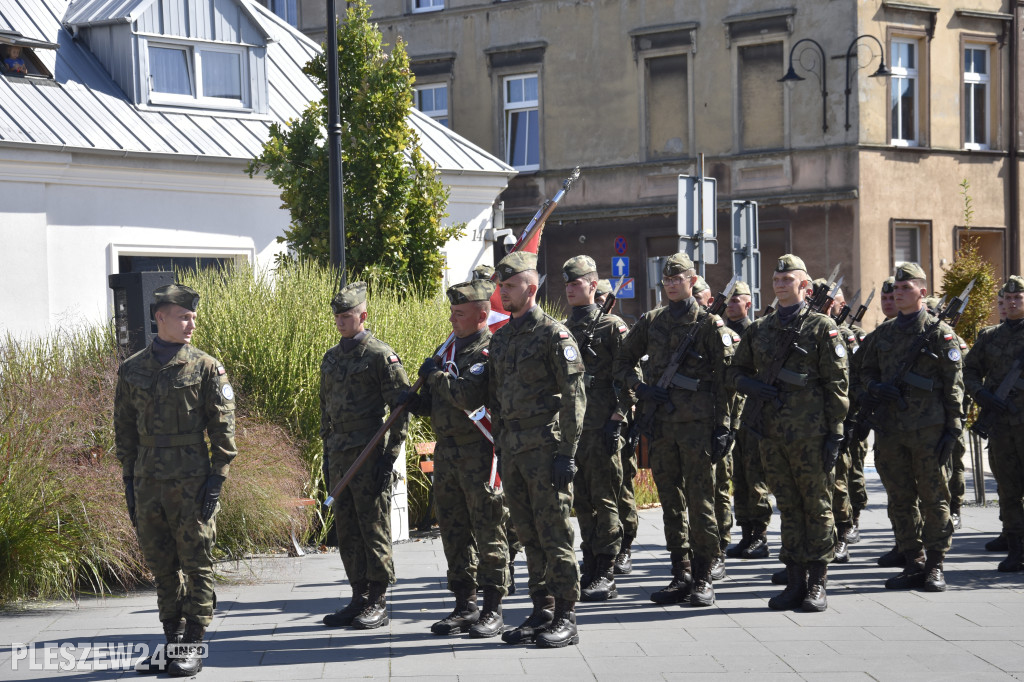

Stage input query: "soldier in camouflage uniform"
[
  {"left": 407, "top": 279, "right": 510, "bottom": 637},
  {"left": 985, "top": 291, "right": 1011, "bottom": 554},
  {"left": 114, "top": 284, "right": 236, "bottom": 677},
  {"left": 965, "top": 275, "right": 1024, "bottom": 572},
  {"left": 561, "top": 256, "right": 630, "bottom": 601},
  {"left": 859, "top": 263, "right": 963, "bottom": 592},
  {"left": 321, "top": 282, "right": 411, "bottom": 630},
  {"left": 615, "top": 253, "right": 735, "bottom": 607},
  {"left": 722, "top": 282, "right": 773, "bottom": 562},
  {"left": 728, "top": 255, "right": 848, "bottom": 612},
  {"left": 489, "top": 251, "right": 586, "bottom": 648},
  {"left": 843, "top": 289, "right": 870, "bottom": 548}
]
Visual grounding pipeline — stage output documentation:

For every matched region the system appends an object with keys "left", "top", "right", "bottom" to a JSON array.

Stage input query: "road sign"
[
  {"left": 614, "top": 236, "right": 628, "bottom": 254},
  {"left": 677, "top": 175, "right": 717, "bottom": 238},
  {"left": 731, "top": 200, "right": 761, "bottom": 317},
  {"left": 612, "top": 257, "right": 629, "bottom": 278},
  {"left": 679, "top": 238, "right": 718, "bottom": 265},
  {"left": 616, "top": 277, "right": 635, "bottom": 299}
]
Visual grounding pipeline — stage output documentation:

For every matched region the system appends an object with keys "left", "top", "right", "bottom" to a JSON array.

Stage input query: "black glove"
[
  {"left": 635, "top": 382, "right": 670, "bottom": 404},
  {"left": 976, "top": 389, "right": 1010, "bottom": 414},
  {"left": 602, "top": 419, "right": 623, "bottom": 451},
  {"left": 372, "top": 453, "right": 394, "bottom": 494},
  {"left": 822, "top": 434, "right": 843, "bottom": 472},
  {"left": 200, "top": 475, "right": 225, "bottom": 523},
  {"left": 552, "top": 455, "right": 577, "bottom": 491},
  {"left": 418, "top": 356, "right": 440, "bottom": 380},
  {"left": 935, "top": 429, "right": 960, "bottom": 468},
  {"left": 710, "top": 426, "right": 733, "bottom": 463},
  {"left": 123, "top": 476, "right": 136, "bottom": 526},
  {"left": 397, "top": 388, "right": 423, "bottom": 412},
  {"left": 868, "top": 381, "right": 902, "bottom": 402},
  {"left": 735, "top": 376, "right": 779, "bottom": 401}
]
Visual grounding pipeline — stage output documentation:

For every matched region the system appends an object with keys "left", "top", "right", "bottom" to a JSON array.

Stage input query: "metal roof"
[{"left": 0, "top": 0, "right": 514, "bottom": 177}]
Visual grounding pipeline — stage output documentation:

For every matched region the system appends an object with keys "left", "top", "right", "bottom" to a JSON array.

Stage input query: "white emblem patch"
[
  {"left": 834, "top": 344, "right": 846, "bottom": 358},
  {"left": 949, "top": 349, "right": 961, "bottom": 362},
  {"left": 470, "top": 362, "right": 485, "bottom": 375},
  {"left": 721, "top": 333, "right": 732, "bottom": 347},
  {"left": 222, "top": 383, "right": 235, "bottom": 400},
  {"left": 564, "top": 346, "right": 578, "bottom": 362}
]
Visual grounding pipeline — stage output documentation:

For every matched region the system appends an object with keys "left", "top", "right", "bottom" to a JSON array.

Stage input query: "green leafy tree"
[
  {"left": 939, "top": 179, "right": 999, "bottom": 344},
  {"left": 247, "top": 0, "right": 462, "bottom": 292}
]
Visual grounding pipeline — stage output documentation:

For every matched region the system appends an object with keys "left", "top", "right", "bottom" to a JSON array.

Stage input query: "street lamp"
[
  {"left": 779, "top": 38, "right": 829, "bottom": 133},
  {"left": 844, "top": 34, "right": 891, "bottom": 131},
  {"left": 326, "top": 0, "right": 347, "bottom": 282}
]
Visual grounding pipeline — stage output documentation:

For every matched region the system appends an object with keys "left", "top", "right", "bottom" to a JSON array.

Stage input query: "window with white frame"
[
  {"left": 504, "top": 73, "right": 539, "bottom": 171},
  {"left": 964, "top": 44, "right": 990, "bottom": 150},
  {"left": 412, "top": 0, "right": 443, "bottom": 13},
  {"left": 414, "top": 83, "right": 449, "bottom": 127},
  {"left": 893, "top": 224, "right": 921, "bottom": 266},
  {"left": 890, "top": 38, "right": 919, "bottom": 146},
  {"left": 146, "top": 42, "right": 248, "bottom": 108}
]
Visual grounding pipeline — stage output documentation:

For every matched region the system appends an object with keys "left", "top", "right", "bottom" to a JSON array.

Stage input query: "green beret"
[
  {"left": 496, "top": 252, "right": 538, "bottom": 281},
  {"left": 662, "top": 252, "right": 694, "bottom": 277},
  {"left": 894, "top": 262, "right": 927, "bottom": 282},
  {"left": 775, "top": 254, "right": 807, "bottom": 273},
  {"left": 331, "top": 281, "right": 367, "bottom": 314},
  {"left": 731, "top": 281, "right": 751, "bottom": 296},
  {"left": 1003, "top": 275, "right": 1024, "bottom": 294},
  {"left": 692, "top": 276, "right": 709, "bottom": 294},
  {"left": 923, "top": 295, "right": 941, "bottom": 312},
  {"left": 562, "top": 255, "right": 597, "bottom": 282},
  {"left": 447, "top": 279, "right": 495, "bottom": 304},
  {"left": 472, "top": 264, "right": 495, "bottom": 281},
  {"left": 153, "top": 284, "right": 200, "bottom": 312},
  {"left": 596, "top": 279, "right": 612, "bottom": 296},
  {"left": 881, "top": 276, "right": 895, "bottom": 294}
]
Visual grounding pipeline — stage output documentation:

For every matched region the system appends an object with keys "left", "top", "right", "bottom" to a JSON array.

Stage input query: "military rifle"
[
  {"left": 850, "top": 288, "right": 876, "bottom": 326},
  {"left": 833, "top": 288, "right": 859, "bottom": 326},
  {"left": 577, "top": 274, "right": 626, "bottom": 357},
  {"left": 762, "top": 297, "right": 778, "bottom": 317},
  {"left": 971, "top": 348, "right": 1024, "bottom": 439}
]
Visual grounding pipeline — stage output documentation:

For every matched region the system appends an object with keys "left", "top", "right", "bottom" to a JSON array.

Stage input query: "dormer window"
[
  {"left": 0, "top": 30, "right": 57, "bottom": 80},
  {"left": 145, "top": 41, "right": 248, "bottom": 109}
]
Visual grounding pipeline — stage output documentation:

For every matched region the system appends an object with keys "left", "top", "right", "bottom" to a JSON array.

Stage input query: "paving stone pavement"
[{"left": 3, "top": 471, "right": 1024, "bottom": 680}]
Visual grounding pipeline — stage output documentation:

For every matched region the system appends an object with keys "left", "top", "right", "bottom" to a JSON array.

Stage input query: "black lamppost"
[
  {"left": 326, "top": 0, "right": 347, "bottom": 282},
  {"left": 844, "top": 34, "right": 891, "bottom": 131},
  {"left": 779, "top": 38, "right": 829, "bottom": 133}
]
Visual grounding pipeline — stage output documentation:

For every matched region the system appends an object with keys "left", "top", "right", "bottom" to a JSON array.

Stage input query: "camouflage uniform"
[
  {"left": 847, "top": 322, "right": 870, "bottom": 519},
  {"left": 830, "top": 322, "right": 860, "bottom": 560},
  {"left": 114, "top": 285, "right": 236, "bottom": 641}
]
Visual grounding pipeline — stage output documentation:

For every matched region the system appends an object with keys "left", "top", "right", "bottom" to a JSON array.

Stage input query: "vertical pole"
[
  {"left": 326, "top": 0, "right": 347, "bottom": 284},
  {"left": 697, "top": 153, "right": 706, "bottom": 279}
]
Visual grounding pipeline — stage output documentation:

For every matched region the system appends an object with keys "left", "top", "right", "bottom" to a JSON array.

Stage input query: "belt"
[
  {"left": 503, "top": 413, "right": 556, "bottom": 431},
  {"left": 441, "top": 432, "right": 489, "bottom": 447},
  {"left": 338, "top": 417, "right": 382, "bottom": 433},
  {"left": 138, "top": 432, "right": 205, "bottom": 447},
  {"left": 583, "top": 373, "right": 613, "bottom": 389}
]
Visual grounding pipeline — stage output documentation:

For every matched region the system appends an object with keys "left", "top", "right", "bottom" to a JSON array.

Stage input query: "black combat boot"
[
  {"left": 771, "top": 566, "right": 788, "bottom": 585},
  {"left": 468, "top": 586, "right": 504, "bottom": 638},
  {"left": 726, "top": 525, "right": 752, "bottom": 558},
  {"left": 834, "top": 525, "right": 851, "bottom": 564},
  {"left": 166, "top": 620, "right": 204, "bottom": 678},
  {"left": 922, "top": 550, "right": 947, "bottom": 592},
  {"left": 999, "top": 534, "right": 1024, "bottom": 572},
  {"left": 877, "top": 543, "right": 907, "bottom": 568},
  {"left": 352, "top": 582, "right": 389, "bottom": 629},
  {"left": 767, "top": 563, "right": 807, "bottom": 610},
  {"left": 986, "top": 533, "right": 1009, "bottom": 552},
  {"left": 614, "top": 535, "right": 634, "bottom": 575},
  {"left": 535, "top": 598, "right": 578, "bottom": 648},
  {"left": 845, "top": 509, "right": 861, "bottom": 544},
  {"left": 743, "top": 523, "right": 770, "bottom": 559},
  {"left": 134, "top": 618, "right": 184, "bottom": 674},
  {"left": 688, "top": 557, "right": 715, "bottom": 607},
  {"left": 885, "top": 550, "right": 926, "bottom": 590},
  {"left": 802, "top": 562, "right": 828, "bottom": 612},
  {"left": 501, "top": 591, "right": 555, "bottom": 644},
  {"left": 580, "top": 554, "right": 618, "bottom": 602},
  {"left": 431, "top": 585, "right": 479, "bottom": 635},
  {"left": 323, "top": 581, "right": 369, "bottom": 627},
  {"left": 710, "top": 553, "right": 727, "bottom": 581},
  {"left": 579, "top": 548, "right": 595, "bottom": 591},
  {"left": 650, "top": 553, "right": 692, "bottom": 604}
]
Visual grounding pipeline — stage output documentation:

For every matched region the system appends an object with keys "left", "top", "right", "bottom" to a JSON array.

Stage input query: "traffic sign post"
[
  {"left": 678, "top": 154, "right": 718, "bottom": 276},
  {"left": 731, "top": 200, "right": 761, "bottom": 318},
  {"left": 612, "top": 257, "right": 630, "bottom": 278}
]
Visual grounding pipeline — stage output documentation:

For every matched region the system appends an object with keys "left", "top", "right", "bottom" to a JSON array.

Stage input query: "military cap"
[
  {"left": 153, "top": 284, "right": 200, "bottom": 312},
  {"left": 775, "top": 254, "right": 807, "bottom": 273},
  {"left": 472, "top": 264, "right": 495, "bottom": 281},
  {"left": 692, "top": 276, "right": 710, "bottom": 294},
  {"left": 662, "top": 252, "right": 694, "bottom": 277},
  {"left": 331, "top": 281, "right": 367, "bottom": 314},
  {"left": 562, "top": 255, "right": 598, "bottom": 282},
  {"left": 894, "top": 262, "right": 927, "bottom": 282},
  {"left": 447, "top": 279, "right": 495, "bottom": 304},
  {"left": 881, "top": 276, "right": 896, "bottom": 294},
  {"left": 596, "top": 279, "right": 612, "bottom": 297},
  {"left": 923, "top": 295, "right": 941, "bottom": 312},
  {"left": 731, "top": 281, "right": 751, "bottom": 297},
  {"left": 496, "top": 251, "right": 537, "bottom": 281},
  {"left": 1002, "top": 275, "right": 1024, "bottom": 294}
]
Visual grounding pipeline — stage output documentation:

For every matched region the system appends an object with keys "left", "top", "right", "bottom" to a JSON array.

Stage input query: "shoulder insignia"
[
  {"left": 948, "top": 349, "right": 961, "bottom": 362},
  {"left": 846, "top": 334, "right": 856, "bottom": 343},
  {"left": 715, "top": 319, "right": 724, "bottom": 327},
  {"left": 829, "top": 329, "right": 839, "bottom": 338},
  {"left": 217, "top": 365, "right": 226, "bottom": 376},
  {"left": 731, "top": 334, "right": 741, "bottom": 344},
  {"left": 563, "top": 346, "right": 578, "bottom": 362},
  {"left": 835, "top": 344, "right": 846, "bottom": 358},
  {"left": 222, "top": 383, "right": 235, "bottom": 401},
  {"left": 559, "top": 331, "right": 570, "bottom": 339},
  {"left": 469, "top": 362, "right": 485, "bottom": 375},
  {"left": 618, "top": 324, "right": 628, "bottom": 334},
  {"left": 943, "top": 333, "right": 954, "bottom": 341},
  {"left": 387, "top": 354, "right": 400, "bottom": 364},
  {"left": 482, "top": 348, "right": 489, "bottom": 356},
  {"left": 960, "top": 342, "right": 968, "bottom": 350},
  {"left": 721, "top": 331, "right": 732, "bottom": 347}
]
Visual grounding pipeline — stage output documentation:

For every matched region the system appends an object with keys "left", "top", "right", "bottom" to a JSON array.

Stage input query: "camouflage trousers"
[
  {"left": 574, "top": 428, "right": 623, "bottom": 557},
  {"left": 135, "top": 476, "right": 217, "bottom": 627},
  {"left": 329, "top": 444, "right": 394, "bottom": 586},
  {"left": 732, "top": 429, "right": 773, "bottom": 527},
  {"left": 761, "top": 435, "right": 835, "bottom": 565},
  {"left": 618, "top": 435, "right": 639, "bottom": 540},
  {"left": 848, "top": 438, "right": 869, "bottom": 512},
  {"left": 502, "top": 444, "right": 580, "bottom": 601},
  {"left": 507, "top": 519, "right": 522, "bottom": 555},
  {"left": 949, "top": 431, "right": 967, "bottom": 511},
  {"left": 875, "top": 424, "right": 953, "bottom": 554},
  {"left": 433, "top": 438, "right": 509, "bottom": 595},
  {"left": 650, "top": 419, "right": 720, "bottom": 560},
  {"left": 832, "top": 449, "right": 853, "bottom": 526},
  {"left": 988, "top": 427, "right": 1024, "bottom": 536},
  {"left": 715, "top": 452, "right": 733, "bottom": 547}
]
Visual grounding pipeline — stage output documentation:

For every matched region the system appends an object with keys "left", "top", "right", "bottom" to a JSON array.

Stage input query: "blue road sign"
[
  {"left": 612, "top": 257, "right": 630, "bottom": 278},
  {"left": 617, "top": 278, "right": 635, "bottom": 299}
]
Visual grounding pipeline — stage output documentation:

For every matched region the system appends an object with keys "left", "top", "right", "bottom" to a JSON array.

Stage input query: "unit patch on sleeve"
[
  {"left": 563, "top": 346, "right": 578, "bottom": 362},
  {"left": 469, "top": 362, "right": 485, "bottom": 375}
]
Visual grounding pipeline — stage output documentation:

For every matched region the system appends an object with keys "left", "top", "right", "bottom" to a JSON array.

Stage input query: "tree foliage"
[
  {"left": 247, "top": 0, "right": 462, "bottom": 293},
  {"left": 940, "top": 179, "right": 999, "bottom": 344}
]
